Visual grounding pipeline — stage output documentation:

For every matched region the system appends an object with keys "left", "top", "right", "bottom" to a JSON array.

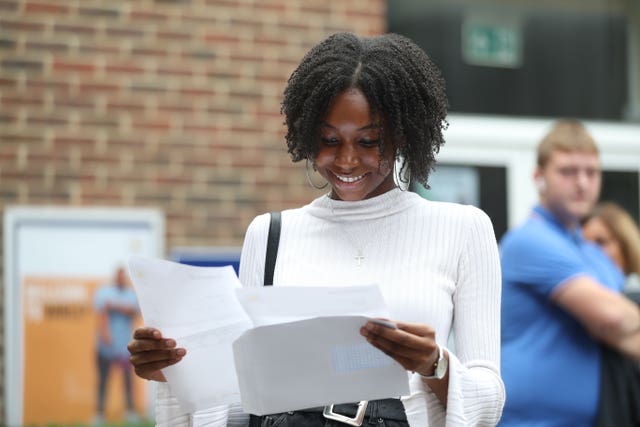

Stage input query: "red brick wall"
[{"left": 0, "top": 0, "right": 385, "bottom": 420}]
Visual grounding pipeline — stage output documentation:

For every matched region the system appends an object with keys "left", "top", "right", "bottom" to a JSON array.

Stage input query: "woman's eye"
[
  {"left": 321, "top": 137, "right": 339, "bottom": 145},
  {"left": 360, "top": 138, "right": 380, "bottom": 147}
]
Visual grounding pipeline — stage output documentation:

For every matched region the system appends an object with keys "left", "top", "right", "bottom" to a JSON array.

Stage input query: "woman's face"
[
  {"left": 314, "top": 88, "right": 396, "bottom": 201},
  {"left": 583, "top": 216, "right": 626, "bottom": 272}
]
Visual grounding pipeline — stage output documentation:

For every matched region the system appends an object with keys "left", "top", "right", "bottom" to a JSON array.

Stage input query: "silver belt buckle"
[{"left": 322, "top": 401, "right": 368, "bottom": 426}]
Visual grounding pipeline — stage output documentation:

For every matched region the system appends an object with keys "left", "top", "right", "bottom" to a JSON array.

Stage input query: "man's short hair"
[{"left": 537, "top": 119, "right": 599, "bottom": 168}]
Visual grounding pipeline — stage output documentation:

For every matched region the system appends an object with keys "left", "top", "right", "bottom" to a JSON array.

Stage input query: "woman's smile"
[{"left": 332, "top": 171, "right": 366, "bottom": 183}]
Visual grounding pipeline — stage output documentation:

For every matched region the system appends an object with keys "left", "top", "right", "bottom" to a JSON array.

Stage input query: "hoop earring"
[{"left": 305, "top": 159, "right": 328, "bottom": 190}]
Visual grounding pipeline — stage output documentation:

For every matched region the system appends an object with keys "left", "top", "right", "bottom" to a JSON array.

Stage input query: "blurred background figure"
[
  {"left": 499, "top": 120, "right": 640, "bottom": 426},
  {"left": 583, "top": 201, "right": 640, "bottom": 303},
  {"left": 94, "top": 266, "right": 140, "bottom": 425}
]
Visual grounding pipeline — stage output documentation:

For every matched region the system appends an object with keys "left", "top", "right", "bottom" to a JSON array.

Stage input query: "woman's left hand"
[{"left": 360, "top": 320, "right": 440, "bottom": 377}]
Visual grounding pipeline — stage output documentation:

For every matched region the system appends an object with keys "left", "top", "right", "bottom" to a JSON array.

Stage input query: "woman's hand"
[
  {"left": 360, "top": 320, "right": 439, "bottom": 377},
  {"left": 127, "top": 327, "right": 186, "bottom": 382},
  {"left": 362, "top": 319, "right": 450, "bottom": 406}
]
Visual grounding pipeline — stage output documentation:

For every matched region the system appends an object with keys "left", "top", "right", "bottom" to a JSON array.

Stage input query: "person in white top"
[{"left": 128, "top": 32, "right": 505, "bottom": 426}]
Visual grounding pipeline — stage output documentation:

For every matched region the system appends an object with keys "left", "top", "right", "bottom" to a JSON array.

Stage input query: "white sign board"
[{"left": 4, "top": 206, "right": 164, "bottom": 426}]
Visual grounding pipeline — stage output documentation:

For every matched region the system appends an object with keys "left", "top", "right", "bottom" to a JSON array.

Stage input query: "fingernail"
[
  {"left": 153, "top": 330, "right": 161, "bottom": 338},
  {"left": 165, "top": 339, "right": 176, "bottom": 347},
  {"left": 176, "top": 348, "right": 186, "bottom": 356}
]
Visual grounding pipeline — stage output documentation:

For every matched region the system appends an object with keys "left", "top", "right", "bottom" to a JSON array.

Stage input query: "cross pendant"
[{"left": 354, "top": 253, "right": 364, "bottom": 266}]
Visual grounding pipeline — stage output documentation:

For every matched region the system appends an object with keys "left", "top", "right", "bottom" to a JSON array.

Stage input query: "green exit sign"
[{"left": 462, "top": 20, "right": 522, "bottom": 68}]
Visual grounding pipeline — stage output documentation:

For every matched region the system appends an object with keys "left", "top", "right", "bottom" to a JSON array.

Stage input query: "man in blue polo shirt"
[{"left": 499, "top": 120, "right": 640, "bottom": 426}]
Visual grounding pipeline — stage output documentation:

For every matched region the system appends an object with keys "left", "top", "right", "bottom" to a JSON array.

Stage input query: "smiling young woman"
[
  {"left": 128, "top": 32, "right": 505, "bottom": 427},
  {"left": 314, "top": 88, "right": 396, "bottom": 202}
]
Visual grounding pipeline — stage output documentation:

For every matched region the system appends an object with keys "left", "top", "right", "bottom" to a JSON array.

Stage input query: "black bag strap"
[
  {"left": 263, "top": 211, "right": 281, "bottom": 286},
  {"left": 251, "top": 212, "right": 281, "bottom": 426}
]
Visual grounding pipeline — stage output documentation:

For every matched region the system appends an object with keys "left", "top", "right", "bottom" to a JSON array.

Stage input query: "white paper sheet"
[
  {"left": 235, "top": 284, "right": 391, "bottom": 326},
  {"left": 128, "top": 256, "right": 253, "bottom": 413},
  {"left": 129, "top": 257, "right": 410, "bottom": 416},
  {"left": 233, "top": 315, "right": 410, "bottom": 416}
]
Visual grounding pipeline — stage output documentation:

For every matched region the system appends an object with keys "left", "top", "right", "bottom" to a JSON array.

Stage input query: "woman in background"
[
  {"left": 582, "top": 205, "right": 640, "bottom": 425},
  {"left": 583, "top": 201, "right": 640, "bottom": 299}
]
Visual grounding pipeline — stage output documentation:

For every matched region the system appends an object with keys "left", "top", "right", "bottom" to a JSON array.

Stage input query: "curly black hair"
[{"left": 281, "top": 32, "right": 448, "bottom": 186}]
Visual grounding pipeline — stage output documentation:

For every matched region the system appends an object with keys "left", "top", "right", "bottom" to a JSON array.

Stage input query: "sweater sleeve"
[
  {"left": 426, "top": 206, "right": 505, "bottom": 426},
  {"left": 155, "top": 382, "right": 190, "bottom": 426},
  {"left": 155, "top": 382, "right": 237, "bottom": 427},
  {"left": 238, "top": 213, "right": 271, "bottom": 289}
]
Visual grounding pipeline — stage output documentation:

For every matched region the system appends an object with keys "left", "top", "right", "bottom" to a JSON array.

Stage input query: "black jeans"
[
  {"left": 594, "top": 345, "right": 640, "bottom": 427},
  {"left": 250, "top": 399, "right": 409, "bottom": 427}
]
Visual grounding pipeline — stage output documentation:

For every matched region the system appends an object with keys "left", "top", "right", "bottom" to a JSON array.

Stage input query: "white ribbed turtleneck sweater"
[{"left": 156, "top": 189, "right": 505, "bottom": 426}]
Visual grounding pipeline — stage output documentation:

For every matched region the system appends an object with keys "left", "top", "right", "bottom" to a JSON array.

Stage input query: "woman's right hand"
[{"left": 127, "top": 327, "right": 186, "bottom": 382}]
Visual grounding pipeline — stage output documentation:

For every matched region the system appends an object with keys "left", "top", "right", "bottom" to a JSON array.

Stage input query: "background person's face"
[
  {"left": 537, "top": 150, "right": 601, "bottom": 226},
  {"left": 115, "top": 267, "right": 128, "bottom": 288},
  {"left": 314, "top": 88, "right": 396, "bottom": 201},
  {"left": 583, "top": 216, "right": 626, "bottom": 272}
]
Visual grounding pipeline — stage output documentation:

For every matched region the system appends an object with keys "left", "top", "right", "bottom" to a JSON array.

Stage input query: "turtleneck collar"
[{"left": 304, "top": 187, "right": 418, "bottom": 221}]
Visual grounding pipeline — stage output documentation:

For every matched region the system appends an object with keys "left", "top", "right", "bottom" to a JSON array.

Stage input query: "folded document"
[
  {"left": 128, "top": 257, "right": 410, "bottom": 415},
  {"left": 234, "top": 315, "right": 410, "bottom": 415}
]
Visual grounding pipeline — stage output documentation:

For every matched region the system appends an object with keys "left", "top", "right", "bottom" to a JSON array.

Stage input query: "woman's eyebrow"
[{"left": 319, "top": 121, "right": 379, "bottom": 131}]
